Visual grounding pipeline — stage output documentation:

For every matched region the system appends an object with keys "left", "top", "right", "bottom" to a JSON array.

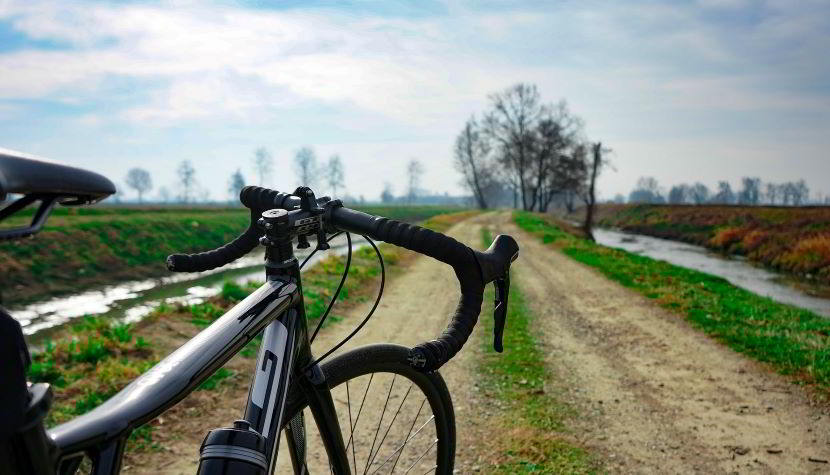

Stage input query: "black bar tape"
[
  {"left": 166, "top": 209, "right": 261, "bottom": 272},
  {"left": 239, "top": 186, "right": 300, "bottom": 212},
  {"left": 364, "top": 218, "right": 485, "bottom": 372},
  {"left": 165, "top": 187, "right": 299, "bottom": 273}
]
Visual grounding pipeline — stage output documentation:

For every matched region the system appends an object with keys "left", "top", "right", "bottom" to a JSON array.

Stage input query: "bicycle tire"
[{"left": 281, "top": 344, "right": 456, "bottom": 474}]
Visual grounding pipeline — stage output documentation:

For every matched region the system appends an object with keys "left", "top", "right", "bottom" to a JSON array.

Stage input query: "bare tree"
[
  {"left": 326, "top": 155, "right": 345, "bottom": 198},
  {"left": 629, "top": 177, "right": 663, "bottom": 203},
  {"left": 766, "top": 182, "right": 779, "bottom": 204},
  {"left": 483, "top": 83, "right": 544, "bottom": 211},
  {"left": 668, "top": 184, "right": 690, "bottom": 204},
  {"left": 527, "top": 103, "right": 583, "bottom": 212},
  {"left": 581, "top": 142, "right": 605, "bottom": 241},
  {"left": 454, "top": 116, "right": 493, "bottom": 209},
  {"left": 177, "top": 160, "right": 196, "bottom": 203},
  {"left": 712, "top": 181, "right": 735, "bottom": 204},
  {"left": 738, "top": 177, "right": 762, "bottom": 205},
  {"left": 689, "top": 183, "right": 710, "bottom": 204},
  {"left": 228, "top": 168, "right": 245, "bottom": 202},
  {"left": 406, "top": 159, "right": 424, "bottom": 204},
  {"left": 460, "top": 83, "right": 598, "bottom": 211},
  {"left": 380, "top": 182, "right": 395, "bottom": 203},
  {"left": 794, "top": 179, "right": 809, "bottom": 206},
  {"left": 553, "top": 142, "right": 589, "bottom": 213},
  {"left": 252, "top": 147, "right": 273, "bottom": 186},
  {"left": 294, "top": 147, "right": 318, "bottom": 188},
  {"left": 125, "top": 168, "right": 153, "bottom": 203}
]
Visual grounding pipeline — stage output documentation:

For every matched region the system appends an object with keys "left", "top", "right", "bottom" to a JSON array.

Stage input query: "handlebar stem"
[{"left": 259, "top": 209, "right": 299, "bottom": 281}]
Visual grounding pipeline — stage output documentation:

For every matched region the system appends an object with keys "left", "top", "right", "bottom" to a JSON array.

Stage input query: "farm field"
[
  {"left": 597, "top": 204, "right": 830, "bottom": 285},
  {"left": 23, "top": 210, "right": 830, "bottom": 473},
  {"left": 0, "top": 205, "right": 462, "bottom": 304}
]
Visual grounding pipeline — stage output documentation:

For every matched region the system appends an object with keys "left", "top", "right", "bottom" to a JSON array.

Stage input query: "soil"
[
  {"left": 122, "top": 211, "right": 830, "bottom": 474},
  {"left": 122, "top": 217, "right": 491, "bottom": 474},
  {"left": 493, "top": 211, "right": 830, "bottom": 474}
]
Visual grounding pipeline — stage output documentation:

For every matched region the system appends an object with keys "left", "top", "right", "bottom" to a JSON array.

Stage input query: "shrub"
[
  {"left": 710, "top": 226, "right": 748, "bottom": 249},
  {"left": 778, "top": 234, "right": 830, "bottom": 274}
]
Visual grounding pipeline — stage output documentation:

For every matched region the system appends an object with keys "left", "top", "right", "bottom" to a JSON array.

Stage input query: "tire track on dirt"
[
  {"left": 140, "top": 215, "right": 491, "bottom": 474},
  {"left": 489, "top": 211, "right": 829, "bottom": 474}
]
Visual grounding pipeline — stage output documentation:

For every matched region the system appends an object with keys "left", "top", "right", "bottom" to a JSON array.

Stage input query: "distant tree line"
[
  {"left": 118, "top": 146, "right": 351, "bottom": 204},
  {"left": 626, "top": 176, "right": 823, "bottom": 206}
]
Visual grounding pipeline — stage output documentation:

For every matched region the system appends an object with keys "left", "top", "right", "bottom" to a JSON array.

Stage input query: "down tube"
[{"left": 243, "top": 309, "right": 299, "bottom": 469}]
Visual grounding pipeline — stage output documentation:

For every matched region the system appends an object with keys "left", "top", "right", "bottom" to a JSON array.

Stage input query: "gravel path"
[
  {"left": 494, "top": 211, "right": 830, "bottom": 474},
  {"left": 125, "top": 210, "right": 830, "bottom": 474},
  {"left": 136, "top": 216, "right": 490, "bottom": 474},
  {"left": 271, "top": 216, "right": 488, "bottom": 473}
]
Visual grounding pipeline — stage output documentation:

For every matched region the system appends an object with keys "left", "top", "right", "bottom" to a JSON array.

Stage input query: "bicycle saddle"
[
  {"left": 0, "top": 149, "right": 116, "bottom": 240},
  {"left": 0, "top": 148, "right": 115, "bottom": 203}
]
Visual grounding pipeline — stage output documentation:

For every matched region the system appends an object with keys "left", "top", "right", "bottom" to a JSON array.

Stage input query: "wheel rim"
[{"left": 290, "top": 369, "right": 451, "bottom": 474}]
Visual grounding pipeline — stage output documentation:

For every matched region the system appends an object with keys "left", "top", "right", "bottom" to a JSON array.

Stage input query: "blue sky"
[{"left": 0, "top": 0, "right": 828, "bottom": 201}]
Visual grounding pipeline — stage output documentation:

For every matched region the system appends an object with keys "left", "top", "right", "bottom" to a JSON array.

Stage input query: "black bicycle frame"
[{"left": 48, "top": 259, "right": 353, "bottom": 474}]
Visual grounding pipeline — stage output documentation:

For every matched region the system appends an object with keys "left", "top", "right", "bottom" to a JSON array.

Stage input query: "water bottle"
[{"left": 197, "top": 419, "right": 268, "bottom": 475}]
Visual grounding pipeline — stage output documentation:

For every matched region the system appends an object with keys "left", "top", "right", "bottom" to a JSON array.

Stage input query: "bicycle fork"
[{"left": 197, "top": 307, "right": 352, "bottom": 474}]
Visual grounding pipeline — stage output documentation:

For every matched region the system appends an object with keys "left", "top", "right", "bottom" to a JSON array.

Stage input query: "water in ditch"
[
  {"left": 593, "top": 229, "right": 830, "bottom": 318},
  {"left": 14, "top": 234, "right": 367, "bottom": 341}
]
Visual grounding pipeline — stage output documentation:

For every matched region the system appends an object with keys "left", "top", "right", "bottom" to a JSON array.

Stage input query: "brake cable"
[
  {"left": 299, "top": 231, "right": 343, "bottom": 270},
  {"left": 304, "top": 235, "right": 385, "bottom": 371},
  {"left": 309, "top": 232, "right": 352, "bottom": 343}
]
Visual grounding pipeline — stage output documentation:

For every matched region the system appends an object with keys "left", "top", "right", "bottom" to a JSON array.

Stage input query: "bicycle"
[{"left": 0, "top": 151, "right": 519, "bottom": 474}]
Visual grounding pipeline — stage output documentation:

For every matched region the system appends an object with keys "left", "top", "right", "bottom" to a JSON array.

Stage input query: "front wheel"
[{"left": 282, "top": 344, "right": 456, "bottom": 474}]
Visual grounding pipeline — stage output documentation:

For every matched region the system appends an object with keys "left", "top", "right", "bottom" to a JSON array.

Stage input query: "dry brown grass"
[{"left": 599, "top": 204, "right": 830, "bottom": 283}]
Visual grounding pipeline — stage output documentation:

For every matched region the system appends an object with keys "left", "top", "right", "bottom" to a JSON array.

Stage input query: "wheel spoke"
[
  {"left": 366, "top": 384, "right": 413, "bottom": 471},
  {"left": 346, "top": 379, "right": 357, "bottom": 474},
  {"left": 295, "top": 350, "right": 450, "bottom": 475},
  {"left": 372, "top": 402, "right": 430, "bottom": 475},
  {"left": 344, "top": 373, "right": 374, "bottom": 462},
  {"left": 363, "top": 374, "right": 396, "bottom": 475},
  {"left": 419, "top": 465, "right": 438, "bottom": 475},
  {"left": 402, "top": 438, "right": 438, "bottom": 475}
]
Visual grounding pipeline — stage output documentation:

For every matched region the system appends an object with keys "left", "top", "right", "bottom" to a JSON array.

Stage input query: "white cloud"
[
  {"left": 1, "top": 0, "right": 828, "bottom": 198},
  {"left": 0, "top": 3, "right": 481, "bottom": 125},
  {"left": 697, "top": 0, "right": 757, "bottom": 10},
  {"left": 1, "top": 0, "right": 826, "bottom": 126}
]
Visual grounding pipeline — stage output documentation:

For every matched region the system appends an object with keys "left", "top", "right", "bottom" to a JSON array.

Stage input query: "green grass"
[
  {"left": 477, "top": 226, "right": 599, "bottom": 474},
  {"left": 516, "top": 211, "right": 830, "bottom": 395},
  {"left": 25, "top": 209, "right": 475, "bottom": 451},
  {"left": 1, "top": 205, "right": 464, "bottom": 304},
  {"left": 128, "top": 424, "right": 162, "bottom": 452},
  {"left": 597, "top": 203, "right": 830, "bottom": 283},
  {"left": 197, "top": 368, "right": 234, "bottom": 391}
]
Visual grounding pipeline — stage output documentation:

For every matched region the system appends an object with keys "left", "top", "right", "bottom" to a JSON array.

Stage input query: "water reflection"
[
  {"left": 15, "top": 234, "right": 365, "bottom": 339},
  {"left": 593, "top": 229, "right": 830, "bottom": 318}
]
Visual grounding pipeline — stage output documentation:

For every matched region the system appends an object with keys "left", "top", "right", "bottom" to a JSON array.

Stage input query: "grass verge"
[
  {"left": 515, "top": 211, "right": 830, "bottom": 397},
  {"left": 27, "top": 210, "right": 478, "bottom": 455},
  {"left": 477, "top": 226, "right": 599, "bottom": 474},
  {"left": 596, "top": 203, "right": 830, "bottom": 284},
  {"left": 1, "top": 205, "right": 465, "bottom": 305}
]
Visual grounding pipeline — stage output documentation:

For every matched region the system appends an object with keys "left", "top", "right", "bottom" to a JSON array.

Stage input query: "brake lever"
[{"left": 493, "top": 271, "right": 510, "bottom": 353}]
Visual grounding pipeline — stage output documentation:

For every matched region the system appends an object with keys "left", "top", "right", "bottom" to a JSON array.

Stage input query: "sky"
[{"left": 0, "top": 0, "right": 828, "bottom": 202}]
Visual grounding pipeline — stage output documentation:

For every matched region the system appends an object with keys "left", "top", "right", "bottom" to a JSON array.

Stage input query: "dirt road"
[
  {"left": 139, "top": 216, "right": 491, "bottom": 473},
  {"left": 130, "top": 211, "right": 829, "bottom": 473},
  {"left": 491, "top": 211, "right": 830, "bottom": 474},
  {"left": 269, "top": 216, "right": 490, "bottom": 473}
]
